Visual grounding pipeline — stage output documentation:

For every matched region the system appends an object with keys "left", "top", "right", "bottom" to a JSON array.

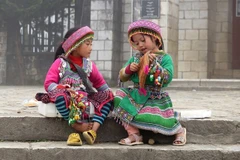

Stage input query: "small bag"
[{"left": 37, "top": 101, "right": 94, "bottom": 118}]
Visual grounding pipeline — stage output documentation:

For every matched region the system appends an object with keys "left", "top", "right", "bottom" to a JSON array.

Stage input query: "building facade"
[{"left": 0, "top": 0, "right": 239, "bottom": 85}]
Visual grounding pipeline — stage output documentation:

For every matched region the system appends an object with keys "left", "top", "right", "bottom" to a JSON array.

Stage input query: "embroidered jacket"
[{"left": 44, "top": 58, "right": 108, "bottom": 92}]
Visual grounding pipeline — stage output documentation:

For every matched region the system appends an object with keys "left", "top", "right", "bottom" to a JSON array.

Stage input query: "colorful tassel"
[
  {"left": 144, "top": 65, "right": 149, "bottom": 74},
  {"left": 139, "top": 87, "right": 147, "bottom": 95}
]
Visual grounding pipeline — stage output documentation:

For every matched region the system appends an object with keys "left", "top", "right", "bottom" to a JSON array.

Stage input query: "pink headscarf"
[
  {"left": 128, "top": 20, "right": 162, "bottom": 49},
  {"left": 62, "top": 26, "right": 94, "bottom": 57}
]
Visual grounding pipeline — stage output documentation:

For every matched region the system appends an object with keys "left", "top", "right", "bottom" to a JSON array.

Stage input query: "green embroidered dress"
[{"left": 113, "top": 52, "right": 182, "bottom": 135}]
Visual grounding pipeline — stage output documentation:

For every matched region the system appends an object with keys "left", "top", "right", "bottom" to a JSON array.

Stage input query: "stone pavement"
[
  {"left": 0, "top": 83, "right": 240, "bottom": 160},
  {"left": 0, "top": 85, "right": 240, "bottom": 121}
]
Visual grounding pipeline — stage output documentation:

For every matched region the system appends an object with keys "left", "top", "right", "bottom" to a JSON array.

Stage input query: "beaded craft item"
[
  {"left": 138, "top": 52, "right": 150, "bottom": 95},
  {"left": 68, "top": 91, "right": 90, "bottom": 125}
]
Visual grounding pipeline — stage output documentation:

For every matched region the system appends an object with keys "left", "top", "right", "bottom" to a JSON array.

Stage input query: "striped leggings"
[{"left": 55, "top": 96, "right": 111, "bottom": 125}]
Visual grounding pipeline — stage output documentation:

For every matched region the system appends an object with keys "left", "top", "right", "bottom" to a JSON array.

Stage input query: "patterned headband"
[
  {"left": 62, "top": 26, "right": 94, "bottom": 57},
  {"left": 128, "top": 20, "right": 162, "bottom": 49}
]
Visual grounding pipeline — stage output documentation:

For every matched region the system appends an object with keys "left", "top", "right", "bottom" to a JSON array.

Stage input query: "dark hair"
[
  {"left": 131, "top": 34, "right": 164, "bottom": 50},
  {"left": 158, "top": 36, "right": 164, "bottom": 50},
  {"left": 54, "top": 27, "right": 81, "bottom": 60}
]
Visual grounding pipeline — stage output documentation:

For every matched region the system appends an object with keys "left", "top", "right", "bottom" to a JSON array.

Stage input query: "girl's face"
[
  {"left": 72, "top": 39, "right": 93, "bottom": 58},
  {"left": 131, "top": 34, "right": 159, "bottom": 54}
]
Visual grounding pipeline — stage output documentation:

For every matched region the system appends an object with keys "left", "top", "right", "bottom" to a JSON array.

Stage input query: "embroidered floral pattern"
[
  {"left": 58, "top": 58, "right": 95, "bottom": 92},
  {"left": 134, "top": 83, "right": 161, "bottom": 92},
  {"left": 116, "top": 107, "right": 134, "bottom": 122},
  {"left": 82, "top": 58, "right": 92, "bottom": 76},
  {"left": 162, "top": 69, "right": 170, "bottom": 84},
  {"left": 127, "top": 93, "right": 143, "bottom": 112}
]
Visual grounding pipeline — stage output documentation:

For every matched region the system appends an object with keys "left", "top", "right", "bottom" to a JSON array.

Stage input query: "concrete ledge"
[
  {"left": 168, "top": 79, "right": 240, "bottom": 90},
  {"left": 0, "top": 142, "right": 239, "bottom": 160},
  {"left": 0, "top": 117, "right": 239, "bottom": 144},
  {"left": 120, "top": 79, "right": 240, "bottom": 90}
]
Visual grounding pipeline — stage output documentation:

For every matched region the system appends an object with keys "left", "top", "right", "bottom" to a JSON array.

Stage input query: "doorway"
[{"left": 232, "top": 0, "right": 240, "bottom": 69}]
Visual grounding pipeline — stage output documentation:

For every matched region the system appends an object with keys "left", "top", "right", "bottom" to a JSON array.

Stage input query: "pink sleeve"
[
  {"left": 89, "top": 62, "right": 106, "bottom": 89},
  {"left": 44, "top": 58, "right": 61, "bottom": 92},
  {"left": 125, "top": 64, "right": 133, "bottom": 74}
]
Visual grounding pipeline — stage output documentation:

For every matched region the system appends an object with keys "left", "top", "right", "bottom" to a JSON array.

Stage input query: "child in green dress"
[{"left": 113, "top": 20, "right": 186, "bottom": 146}]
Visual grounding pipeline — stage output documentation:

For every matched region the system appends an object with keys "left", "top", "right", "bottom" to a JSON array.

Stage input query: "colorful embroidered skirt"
[
  {"left": 48, "top": 88, "right": 113, "bottom": 119},
  {"left": 113, "top": 87, "right": 182, "bottom": 135}
]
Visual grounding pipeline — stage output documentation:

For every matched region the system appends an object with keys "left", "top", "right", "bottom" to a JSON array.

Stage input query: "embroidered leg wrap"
[
  {"left": 55, "top": 96, "right": 69, "bottom": 120},
  {"left": 92, "top": 102, "right": 111, "bottom": 125}
]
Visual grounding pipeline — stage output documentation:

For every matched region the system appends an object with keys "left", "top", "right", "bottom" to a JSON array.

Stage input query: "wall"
[
  {"left": 164, "top": 0, "right": 179, "bottom": 78},
  {"left": 178, "top": 0, "right": 208, "bottom": 79},
  {"left": 178, "top": 0, "right": 239, "bottom": 79},
  {"left": 90, "top": 0, "right": 122, "bottom": 86},
  {"left": 106, "top": 0, "right": 240, "bottom": 80},
  {"left": 121, "top": 0, "right": 132, "bottom": 66},
  {"left": 0, "top": 0, "right": 239, "bottom": 85}
]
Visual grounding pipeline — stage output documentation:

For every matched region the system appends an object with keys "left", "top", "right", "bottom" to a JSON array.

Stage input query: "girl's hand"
[
  {"left": 130, "top": 62, "right": 139, "bottom": 72},
  {"left": 67, "top": 88, "right": 76, "bottom": 94},
  {"left": 148, "top": 52, "right": 156, "bottom": 63}
]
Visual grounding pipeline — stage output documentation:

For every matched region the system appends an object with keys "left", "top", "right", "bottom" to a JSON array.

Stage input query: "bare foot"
[
  {"left": 173, "top": 128, "right": 187, "bottom": 146},
  {"left": 71, "top": 122, "right": 93, "bottom": 132}
]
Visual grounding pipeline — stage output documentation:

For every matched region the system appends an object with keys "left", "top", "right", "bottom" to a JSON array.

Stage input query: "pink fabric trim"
[
  {"left": 115, "top": 89, "right": 127, "bottom": 98},
  {"left": 62, "top": 26, "right": 94, "bottom": 52},
  {"left": 138, "top": 88, "right": 147, "bottom": 96},
  {"left": 44, "top": 59, "right": 61, "bottom": 91},
  {"left": 138, "top": 106, "right": 174, "bottom": 118}
]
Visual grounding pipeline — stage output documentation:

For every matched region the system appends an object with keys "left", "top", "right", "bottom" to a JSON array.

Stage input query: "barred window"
[{"left": 20, "top": 0, "right": 90, "bottom": 54}]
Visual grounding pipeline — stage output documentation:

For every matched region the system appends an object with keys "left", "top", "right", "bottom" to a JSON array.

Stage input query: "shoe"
[
  {"left": 83, "top": 130, "right": 97, "bottom": 145},
  {"left": 67, "top": 133, "right": 82, "bottom": 146},
  {"left": 173, "top": 128, "right": 187, "bottom": 146},
  {"left": 118, "top": 133, "right": 144, "bottom": 146}
]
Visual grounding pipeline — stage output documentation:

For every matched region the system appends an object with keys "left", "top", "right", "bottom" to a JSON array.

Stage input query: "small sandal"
[
  {"left": 83, "top": 130, "right": 97, "bottom": 145},
  {"left": 67, "top": 133, "right": 82, "bottom": 146},
  {"left": 173, "top": 128, "right": 187, "bottom": 146},
  {"left": 118, "top": 134, "right": 144, "bottom": 146}
]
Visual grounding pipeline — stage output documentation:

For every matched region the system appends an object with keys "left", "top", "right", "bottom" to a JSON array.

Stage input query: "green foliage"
[{"left": 0, "top": 0, "right": 73, "bottom": 21}]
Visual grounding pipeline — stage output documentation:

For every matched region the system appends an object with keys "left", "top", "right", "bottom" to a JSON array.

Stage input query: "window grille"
[{"left": 20, "top": 0, "right": 90, "bottom": 54}]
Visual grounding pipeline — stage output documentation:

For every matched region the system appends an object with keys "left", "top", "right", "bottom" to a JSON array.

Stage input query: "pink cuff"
[{"left": 125, "top": 65, "right": 133, "bottom": 75}]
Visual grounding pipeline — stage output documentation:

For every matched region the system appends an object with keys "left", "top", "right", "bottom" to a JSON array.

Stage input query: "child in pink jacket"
[{"left": 44, "top": 26, "right": 113, "bottom": 145}]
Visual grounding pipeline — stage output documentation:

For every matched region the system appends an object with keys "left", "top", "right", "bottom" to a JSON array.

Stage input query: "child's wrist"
[{"left": 125, "top": 64, "right": 133, "bottom": 74}]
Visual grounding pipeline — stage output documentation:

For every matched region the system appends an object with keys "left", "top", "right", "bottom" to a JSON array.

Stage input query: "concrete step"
[
  {"left": 168, "top": 79, "right": 240, "bottom": 90},
  {"left": 122, "top": 79, "right": 240, "bottom": 90},
  {"left": 0, "top": 142, "right": 239, "bottom": 160},
  {"left": 0, "top": 116, "right": 239, "bottom": 144}
]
